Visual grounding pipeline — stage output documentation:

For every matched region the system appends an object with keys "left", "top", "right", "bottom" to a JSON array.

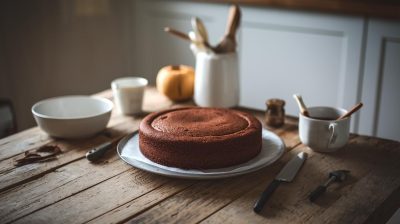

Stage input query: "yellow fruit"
[{"left": 156, "top": 65, "right": 195, "bottom": 101}]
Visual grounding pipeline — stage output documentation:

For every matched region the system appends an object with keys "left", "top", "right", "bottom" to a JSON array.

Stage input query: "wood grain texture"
[
  {"left": 13, "top": 169, "right": 176, "bottom": 224},
  {"left": 0, "top": 119, "right": 135, "bottom": 193},
  {"left": 128, "top": 170, "right": 280, "bottom": 224},
  {"left": 86, "top": 179, "right": 196, "bottom": 224},
  {"left": 201, "top": 136, "right": 400, "bottom": 224},
  {"left": 0, "top": 153, "right": 128, "bottom": 223},
  {"left": 0, "top": 87, "right": 399, "bottom": 224},
  {"left": 0, "top": 127, "right": 52, "bottom": 162}
]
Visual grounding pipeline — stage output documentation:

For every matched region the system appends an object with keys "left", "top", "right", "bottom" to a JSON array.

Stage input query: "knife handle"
[
  {"left": 86, "top": 141, "right": 113, "bottom": 162},
  {"left": 309, "top": 185, "right": 327, "bottom": 202},
  {"left": 253, "top": 179, "right": 281, "bottom": 213}
]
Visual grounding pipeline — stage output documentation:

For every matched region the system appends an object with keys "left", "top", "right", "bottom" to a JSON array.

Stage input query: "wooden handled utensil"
[
  {"left": 164, "top": 27, "right": 191, "bottom": 41},
  {"left": 214, "top": 4, "right": 241, "bottom": 53},
  {"left": 188, "top": 31, "right": 214, "bottom": 53},
  {"left": 336, "top": 102, "right": 363, "bottom": 120},
  {"left": 191, "top": 17, "right": 214, "bottom": 53},
  {"left": 192, "top": 17, "right": 209, "bottom": 43},
  {"left": 293, "top": 94, "right": 310, "bottom": 117},
  {"left": 226, "top": 4, "right": 241, "bottom": 38}
]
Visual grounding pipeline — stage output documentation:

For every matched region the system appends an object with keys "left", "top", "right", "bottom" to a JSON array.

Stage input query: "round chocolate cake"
[{"left": 139, "top": 107, "right": 262, "bottom": 169}]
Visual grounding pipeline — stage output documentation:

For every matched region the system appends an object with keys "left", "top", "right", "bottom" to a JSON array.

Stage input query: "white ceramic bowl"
[{"left": 32, "top": 96, "right": 113, "bottom": 139}]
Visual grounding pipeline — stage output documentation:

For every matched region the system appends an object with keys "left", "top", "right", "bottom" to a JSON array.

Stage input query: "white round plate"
[{"left": 117, "top": 129, "right": 285, "bottom": 179}]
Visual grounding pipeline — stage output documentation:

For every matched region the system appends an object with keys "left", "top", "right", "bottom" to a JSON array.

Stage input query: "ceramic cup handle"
[{"left": 328, "top": 123, "right": 338, "bottom": 147}]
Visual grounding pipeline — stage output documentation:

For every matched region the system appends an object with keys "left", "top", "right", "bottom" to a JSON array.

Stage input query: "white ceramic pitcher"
[{"left": 194, "top": 52, "right": 239, "bottom": 108}]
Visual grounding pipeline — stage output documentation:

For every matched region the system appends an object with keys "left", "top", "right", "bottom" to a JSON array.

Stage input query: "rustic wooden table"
[{"left": 1, "top": 87, "right": 399, "bottom": 224}]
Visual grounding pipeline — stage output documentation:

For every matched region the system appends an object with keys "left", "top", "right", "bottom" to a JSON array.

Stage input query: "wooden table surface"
[{"left": 1, "top": 87, "right": 400, "bottom": 224}]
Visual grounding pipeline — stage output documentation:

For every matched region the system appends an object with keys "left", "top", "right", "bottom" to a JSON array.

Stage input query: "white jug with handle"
[{"left": 194, "top": 52, "right": 239, "bottom": 108}]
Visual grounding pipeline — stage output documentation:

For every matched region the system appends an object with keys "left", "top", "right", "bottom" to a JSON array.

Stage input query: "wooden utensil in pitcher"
[
  {"left": 164, "top": 27, "right": 190, "bottom": 41},
  {"left": 191, "top": 17, "right": 214, "bottom": 53},
  {"left": 192, "top": 17, "right": 209, "bottom": 44},
  {"left": 214, "top": 4, "right": 241, "bottom": 54}
]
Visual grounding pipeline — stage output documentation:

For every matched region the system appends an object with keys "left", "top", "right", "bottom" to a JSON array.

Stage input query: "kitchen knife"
[
  {"left": 86, "top": 141, "right": 113, "bottom": 162},
  {"left": 253, "top": 152, "right": 307, "bottom": 213},
  {"left": 85, "top": 134, "right": 128, "bottom": 162}
]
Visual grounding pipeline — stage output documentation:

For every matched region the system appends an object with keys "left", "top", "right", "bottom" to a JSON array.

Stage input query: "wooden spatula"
[{"left": 214, "top": 5, "right": 241, "bottom": 54}]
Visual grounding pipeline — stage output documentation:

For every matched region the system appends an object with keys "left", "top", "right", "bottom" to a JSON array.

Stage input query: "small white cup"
[
  {"left": 111, "top": 77, "right": 148, "bottom": 115},
  {"left": 299, "top": 107, "right": 350, "bottom": 152},
  {"left": 194, "top": 52, "right": 239, "bottom": 108}
]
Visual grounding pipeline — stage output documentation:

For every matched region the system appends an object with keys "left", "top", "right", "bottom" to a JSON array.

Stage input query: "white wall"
[{"left": 0, "top": 0, "right": 137, "bottom": 130}]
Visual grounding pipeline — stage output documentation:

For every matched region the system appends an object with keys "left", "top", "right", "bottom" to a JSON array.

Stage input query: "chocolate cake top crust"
[
  {"left": 151, "top": 108, "right": 248, "bottom": 137},
  {"left": 140, "top": 107, "right": 261, "bottom": 142}
]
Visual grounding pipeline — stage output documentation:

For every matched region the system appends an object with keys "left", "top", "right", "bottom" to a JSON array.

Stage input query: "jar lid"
[{"left": 266, "top": 98, "right": 285, "bottom": 107}]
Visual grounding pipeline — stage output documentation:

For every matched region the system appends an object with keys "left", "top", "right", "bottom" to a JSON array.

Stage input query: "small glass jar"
[{"left": 265, "top": 99, "right": 285, "bottom": 127}]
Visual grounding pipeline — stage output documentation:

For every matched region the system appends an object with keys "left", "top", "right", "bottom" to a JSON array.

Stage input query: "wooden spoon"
[
  {"left": 191, "top": 17, "right": 214, "bottom": 53},
  {"left": 293, "top": 94, "right": 310, "bottom": 117},
  {"left": 191, "top": 17, "right": 209, "bottom": 43},
  {"left": 336, "top": 102, "right": 363, "bottom": 120},
  {"left": 214, "top": 4, "right": 241, "bottom": 54},
  {"left": 164, "top": 27, "right": 190, "bottom": 41}
]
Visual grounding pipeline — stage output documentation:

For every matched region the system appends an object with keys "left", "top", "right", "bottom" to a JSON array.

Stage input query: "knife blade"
[{"left": 253, "top": 152, "right": 307, "bottom": 213}]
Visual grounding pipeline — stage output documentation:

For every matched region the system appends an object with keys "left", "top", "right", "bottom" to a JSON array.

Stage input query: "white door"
[
  {"left": 238, "top": 7, "right": 364, "bottom": 132},
  {"left": 359, "top": 19, "right": 400, "bottom": 141}
]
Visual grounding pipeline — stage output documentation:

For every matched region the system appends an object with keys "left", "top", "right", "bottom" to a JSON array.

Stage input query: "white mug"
[
  {"left": 111, "top": 77, "right": 148, "bottom": 115},
  {"left": 299, "top": 107, "right": 350, "bottom": 152},
  {"left": 194, "top": 52, "right": 239, "bottom": 108}
]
